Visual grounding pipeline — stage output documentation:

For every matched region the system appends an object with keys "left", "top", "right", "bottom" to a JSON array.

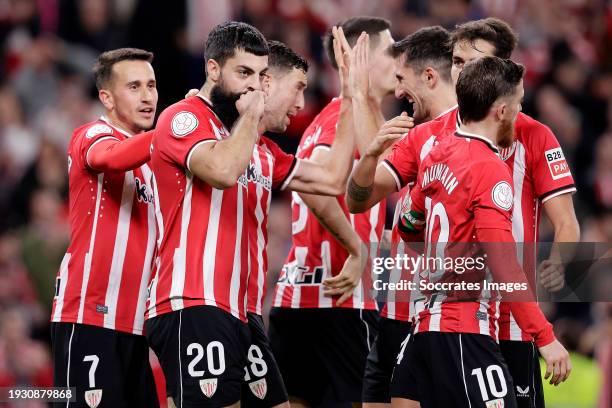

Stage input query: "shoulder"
[
  {"left": 75, "top": 119, "right": 116, "bottom": 140},
  {"left": 158, "top": 97, "right": 225, "bottom": 139}
]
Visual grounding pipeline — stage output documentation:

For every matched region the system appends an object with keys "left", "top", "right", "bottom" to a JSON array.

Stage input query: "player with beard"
[
  {"left": 441, "top": 18, "right": 579, "bottom": 408},
  {"left": 352, "top": 56, "right": 571, "bottom": 408},
  {"left": 51, "top": 48, "right": 159, "bottom": 407},
  {"left": 242, "top": 38, "right": 374, "bottom": 407},
  {"left": 145, "top": 22, "right": 269, "bottom": 408},
  {"left": 268, "top": 17, "right": 408, "bottom": 407}
]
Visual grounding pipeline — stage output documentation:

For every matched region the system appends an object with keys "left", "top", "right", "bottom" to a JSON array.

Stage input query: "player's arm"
[
  {"left": 297, "top": 192, "right": 365, "bottom": 305},
  {"left": 540, "top": 193, "right": 580, "bottom": 291},
  {"left": 188, "top": 90, "right": 264, "bottom": 189},
  {"left": 283, "top": 97, "right": 355, "bottom": 196},
  {"left": 346, "top": 115, "right": 411, "bottom": 213},
  {"left": 87, "top": 130, "right": 153, "bottom": 172}
]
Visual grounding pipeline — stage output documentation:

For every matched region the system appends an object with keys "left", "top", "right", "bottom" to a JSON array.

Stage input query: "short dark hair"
[
  {"left": 450, "top": 18, "right": 518, "bottom": 59},
  {"left": 204, "top": 21, "right": 268, "bottom": 67},
  {"left": 388, "top": 26, "right": 452, "bottom": 83},
  {"left": 267, "top": 40, "right": 309, "bottom": 74},
  {"left": 457, "top": 56, "right": 525, "bottom": 123},
  {"left": 93, "top": 48, "right": 153, "bottom": 90},
  {"left": 323, "top": 16, "right": 391, "bottom": 70}
]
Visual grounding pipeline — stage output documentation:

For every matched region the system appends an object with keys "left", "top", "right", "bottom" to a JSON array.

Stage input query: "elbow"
[
  {"left": 212, "top": 172, "right": 240, "bottom": 190},
  {"left": 346, "top": 199, "right": 364, "bottom": 214}
]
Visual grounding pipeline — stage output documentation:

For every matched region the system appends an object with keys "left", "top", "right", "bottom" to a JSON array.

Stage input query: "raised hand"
[
  {"left": 349, "top": 31, "right": 370, "bottom": 98},
  {"left": 332, "top": 26, "right": 352, "bottom": 98}
]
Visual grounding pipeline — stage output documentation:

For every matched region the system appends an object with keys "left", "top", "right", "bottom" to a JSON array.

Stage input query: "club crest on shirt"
[
  {"left": 84, "top": 389, "right": 102, "bottom": 408},
  {"left": 491, "top": 181, "right": 513, "bottom": 211},
  {"left": 86, "top": 124, "right": 113, "bottom": 139},
  {"left": 171, "top": 111, "right": 199, "bottom": 137},
  {"left": 485, "top": 398, "right": 504, "bottom": 408},
  {"left": 249, "top": 378, "right": 268, "bottom": 400},
  {"left": 199, "top": 378, "right": 217, "bottom": 398}
]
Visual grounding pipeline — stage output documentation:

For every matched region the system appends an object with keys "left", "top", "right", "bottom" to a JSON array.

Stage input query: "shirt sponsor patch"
[
  {"left": 171, "top": 111, "right": 199, "bottom": 137},
  {"left": 544, "top": 147, "right": 571, "bottom": 180},
  {"left": 491, "top": 181, "right": 513, "bottom": 211},
  {"left": 86, "top": 124, "right": 113, "bottom": 139}
]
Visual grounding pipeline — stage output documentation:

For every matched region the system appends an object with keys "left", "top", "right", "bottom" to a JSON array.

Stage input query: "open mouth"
[{"left": 139, "top": 107, "right": 154, "bottom": 117}]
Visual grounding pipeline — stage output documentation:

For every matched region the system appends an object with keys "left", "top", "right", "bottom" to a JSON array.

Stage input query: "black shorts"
[
  {"left": 145, "top": 305, "right": 250, "bottom": 408},
  {"left": 268, "top": 307, "right": 378, "bottom": 406},
  {"left": 391, "top": 332, "right": 518, "bottom": 408},
  {"left": 51, "top": 322, "right": 159, "bottom": 408},
  {"left": 241, "top": 313, "right": 288, "bottom": 407},
  {"left": 362, "top": 317, "right": 413, "bottom": 403},
  {"left": 500, "top": 340, "right": 545, "bottom": 408}
]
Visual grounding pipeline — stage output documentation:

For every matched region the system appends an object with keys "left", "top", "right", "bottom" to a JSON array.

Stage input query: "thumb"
[{"left": 401, "top": 111, "right": 408, "bottom": 117}]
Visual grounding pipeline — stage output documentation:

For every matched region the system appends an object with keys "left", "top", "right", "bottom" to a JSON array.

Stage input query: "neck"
[
  {"left": 105, "top": 111, "right": 138, "bottom": 135},
  {"left": 200, "top": 81, "right": 213, "bottom": 100},
  {"left": 426, "top": 85, "right": 457, "bottom": 119},
  {"left": 459, "top": 120, "right": 498, "bottom": 147}
]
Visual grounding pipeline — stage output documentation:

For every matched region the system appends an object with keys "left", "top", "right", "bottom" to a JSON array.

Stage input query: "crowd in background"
[{"left": 0, "top": 0, "right": 610, "bottom": 406}]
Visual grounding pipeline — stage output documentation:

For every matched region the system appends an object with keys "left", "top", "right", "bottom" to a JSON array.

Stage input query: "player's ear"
[
  {"left": 423, "top": 67, "right": 437, "bottom": 88},
  {"left": 206, "top": 59, "right": 221, "bottom": 82},
  {"left": 98, "top": 89, "right": 114, "bottom": 111},
  {"left": 495, "top": 102, "right": 507, "bottom": 121}
]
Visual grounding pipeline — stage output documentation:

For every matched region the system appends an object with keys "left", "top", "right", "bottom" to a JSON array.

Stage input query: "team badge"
[
  {"left": 485, "top": 398, "right": 504, "bottom": 408},
  {"left": 86, "top": 124, "right": 113, "bottom": 139},
  {"left": 171, "top": 111, "right": 199, "bottom": 137},
  {"left": 544, "top": 147, "right": 571, "bottom": 180},
  {"left": 249, "top": 378, "right": 268, "bottom": 400},
  {"left": 491, "top": 181, "right": 513, "bottom": 211},
  {"left": 84, "top": 389, "right": 102, "bottom": 408},
  {"left": 199, "top": 378, "right": 218, "bottom": 398}
]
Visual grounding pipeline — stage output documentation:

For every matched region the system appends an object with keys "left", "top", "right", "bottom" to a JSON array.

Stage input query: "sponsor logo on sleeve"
[
  {"left": 171, "top": 111, "right": 199, "bottom": 137},
  {"left": 544, "top": 147, "right": 571, "bottom": 180},
  {"left": 491, "top": 181, "right": 513, "bottom": 211},
  {"left": 86, "top": 124, "right": 113, "bottom": 139}
]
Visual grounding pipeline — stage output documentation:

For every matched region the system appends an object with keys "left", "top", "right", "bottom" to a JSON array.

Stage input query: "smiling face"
[
  {"left": 451, "top": 39, "right": 497, "bottom": 86},
  {"left": 263, "top": 67, "right": 307, "bottom": 133},
  {"left": 394, "top": 55, "right": 429, "bottom": 123},
  {"left": 102, "top": 59, "right": 157, "bottom": 133}
]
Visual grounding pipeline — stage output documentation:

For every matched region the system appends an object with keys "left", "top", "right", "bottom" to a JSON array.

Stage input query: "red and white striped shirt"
[
  {"left": 273, "top": 98, "right": 381, "bottom": 310},
  {"left": 382, "top": 107, "right": 459, "bottom": 321},
  {"left": 247, "top": 136, "right": 297, "bottom": 315},
  {"left": 406, "top": 130, "right": 511, "bottom": 338},
  {"left": 497, "top": 112, "right": 576, "bottom": 341},
  {"left": 51, "top": 117, "right": 156, "bottom": 335},
  {"left": 146, "top": 96, "right": 250, "bottom": 322}
]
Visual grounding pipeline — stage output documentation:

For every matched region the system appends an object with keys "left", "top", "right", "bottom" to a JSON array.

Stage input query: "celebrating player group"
[{"left": 50, "top": 13, "right": 579, "bottom": 408}]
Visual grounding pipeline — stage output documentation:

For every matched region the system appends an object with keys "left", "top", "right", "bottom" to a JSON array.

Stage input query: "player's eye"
[{"left": 238, "top": 70, "right": 249, "bottom": 77}]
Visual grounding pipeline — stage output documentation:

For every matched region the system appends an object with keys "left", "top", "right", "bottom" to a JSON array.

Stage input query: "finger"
[
  {"left": 323, "top": 287, "right": 348, "bottom": 297},
  {"left": 336, "top": 291, "right": 352, "bottom": 306},
  {"left": 337, "top": 27, "right": 352, "bottom": 53},
  {"left": 363, "top": 34, "right": 369, "bottom": 66},
  {"left": 323, "top": 275, "right": 350, "bottom": 286},
  {"left": 550, "top": 361, "right": 560, "bottom": 385},
  {"left": 544, "top": 360, "right": 552, "bottom": 380},
  {"left": 332, "top": 38, "right": 344, "bottom": 69},
  {"left": 558, "top": 358, "right": 568, "bottom": 384}
]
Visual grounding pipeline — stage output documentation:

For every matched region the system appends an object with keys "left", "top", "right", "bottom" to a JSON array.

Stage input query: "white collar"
[{"left": 100, "top": 116, "right": 133, "bottom": 138}]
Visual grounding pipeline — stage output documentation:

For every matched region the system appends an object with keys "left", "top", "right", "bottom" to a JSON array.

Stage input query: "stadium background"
[{"left": 0, "top": 0, "right": 609, "bottom": 406}]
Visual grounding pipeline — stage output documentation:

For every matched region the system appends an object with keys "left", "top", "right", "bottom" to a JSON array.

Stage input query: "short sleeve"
[
  {"left": 156, "top": 108, "right": 219, "bottom": 171},
  {"left": 528, "top": 122, "right": 576, "bottom": 203},
  {"left": 381, "top": 130, "right": 419, "bottom": 191},
  {"left": 312, "top": 110, "right": 340, "bottom": 152},
  {"left": 79, "top": 123, "right": 120, "bottom": 170},
  {"left": 261, "top": 137, "right": 298, "bottom": 189},
  {"left": 470, "top": 161, "right": 514, "bottom": 231}
]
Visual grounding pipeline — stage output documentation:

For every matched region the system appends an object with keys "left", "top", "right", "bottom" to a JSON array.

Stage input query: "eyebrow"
[
  {"left": 126, "top": 80, "right": 141, "bottom": 87},
  {"left": 236, "top": 65, "right": 255, "bottom": 74}
]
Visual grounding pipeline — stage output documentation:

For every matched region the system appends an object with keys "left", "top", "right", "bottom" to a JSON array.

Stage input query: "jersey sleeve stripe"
[
  {"left": 185, "top": 139, "right": 217, "bottom": 173},
  {"left": 85, "top": 136, "right": 121, "bottom": 169},
  {"left": 279, "top": 157, "right": 300, "bottom": 191},
  {"left": 381, "top": 160, "right": 403, "bottom": 192},
  {"left": 539, "top": 184, "right": 577, "bottom": 204}
]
